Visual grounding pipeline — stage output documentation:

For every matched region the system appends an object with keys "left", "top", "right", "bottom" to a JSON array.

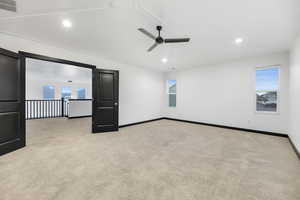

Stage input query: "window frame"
[
  {"left": 254, "top": 65, "right": 281, "bottom": 115},
  {"left": 167, "top": 80, "right": 177, "bottom": 108}
]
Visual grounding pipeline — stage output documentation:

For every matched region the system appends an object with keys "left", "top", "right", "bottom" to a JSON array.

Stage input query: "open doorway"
[
  {"left": 0, "top": 49, "right": 120, "bottom": 156},
  {"left": 23, "top": 54, "right": 94, "bottom": 145}
]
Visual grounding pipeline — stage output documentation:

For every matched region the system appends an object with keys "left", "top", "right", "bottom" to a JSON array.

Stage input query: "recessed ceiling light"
[
  {"left": 62, "top": 19, "right": 72, "bottom": 28},
  {"left": 162, "top": 58, "right": 168, "bottom": 63},
  {"left": 235, "top": 37, "right": 244, "bottom": 45}
]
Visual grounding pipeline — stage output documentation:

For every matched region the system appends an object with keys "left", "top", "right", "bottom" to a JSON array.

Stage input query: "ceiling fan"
[{"left": 138, "top": 26, "right": 190, "bottom": 52}]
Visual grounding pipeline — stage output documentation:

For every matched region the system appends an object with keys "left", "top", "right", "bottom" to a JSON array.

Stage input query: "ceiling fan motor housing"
[{"left": 156, "top": 37, "right": 164, "bottom": 44}]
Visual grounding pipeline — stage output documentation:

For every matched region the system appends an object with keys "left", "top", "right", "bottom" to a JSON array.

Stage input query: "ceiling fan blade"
[
  {"left": 164, "top": 38, "right": 190, "bottom": 43},
  {"left": 148, "top": 43, "right": 159, "bottom": 52},
  {"left": 138, "top": 28, "right": 156, "bottom": 40}
]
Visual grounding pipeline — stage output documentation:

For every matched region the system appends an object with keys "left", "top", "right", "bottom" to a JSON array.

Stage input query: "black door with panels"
[
  {"left": 0, "top": 48, "right": 25, "bottom": 156},
  {"left": 92, "top": 69, "right": 119, "bottom": 133}
]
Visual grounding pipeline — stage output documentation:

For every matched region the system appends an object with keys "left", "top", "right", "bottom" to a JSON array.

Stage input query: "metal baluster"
[
  {"left": 61, "top": 98, "right": 64, "bottom": 117},
  {"left": 30, "top": 101, "right": 32, "bottom": 119}
]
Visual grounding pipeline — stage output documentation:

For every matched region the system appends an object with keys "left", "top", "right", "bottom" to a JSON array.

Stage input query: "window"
[
  {"left": 77, "top": 88, "right": 86, "bottom": 99},
  {"left": 256, "top": 67, "right": 279, "bottom": 112},
  {"left": 61, "top": 86, "right": 72, "bottom": 99},
  {"left": 43, "top": 85, "right": 55, "bottom": 99},
  {"left": 167, "top": 80, "right": 176, "bottom": 107}
]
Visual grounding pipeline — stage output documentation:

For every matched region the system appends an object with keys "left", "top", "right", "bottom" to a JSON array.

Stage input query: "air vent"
[{"left": 0, "top": 0, "right": 16, "bottom": 12}]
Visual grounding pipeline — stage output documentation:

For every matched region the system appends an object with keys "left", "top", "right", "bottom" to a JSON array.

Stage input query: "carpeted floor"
[{"left": 0, "top": 118, "right": 299, "bottom": 200}]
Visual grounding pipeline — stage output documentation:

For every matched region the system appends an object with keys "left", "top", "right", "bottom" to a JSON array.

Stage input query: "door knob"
[{"left": 114, "top": 102, "right": 118, "bottom": 106}]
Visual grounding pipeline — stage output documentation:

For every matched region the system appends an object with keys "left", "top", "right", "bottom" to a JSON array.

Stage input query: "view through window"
[
  {"left": 77, "top": 88, "right": 86, "bottom": 99},
  {"left": 43, "top": 85, "right": 55, "bottom": 99},
  {"left": 256, "top": 67, "right": 279, "bottom": 112},
  {"left": 61, "top": 86, "right": 72, "bottom": 99},
  {"left": 167, "top": 80, "right": 176, "bottom": 107}
]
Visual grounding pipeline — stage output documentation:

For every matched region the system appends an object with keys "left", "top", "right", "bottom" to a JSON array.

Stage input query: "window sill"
[{"left": 255, "top": 111, "right": 280, "bottom": 115}]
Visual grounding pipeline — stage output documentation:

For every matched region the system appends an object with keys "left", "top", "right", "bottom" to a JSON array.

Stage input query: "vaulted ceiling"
[{"left": 1, "top": 0, "right": 300, "bottom": 71}]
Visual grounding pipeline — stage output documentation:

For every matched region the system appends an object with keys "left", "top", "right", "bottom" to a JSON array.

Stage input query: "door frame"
[
  {"left": 19, "top": 52, "right": 96, "bottom": 69},
  {"left": 19, "top": 51, "right": 96, "bottom": 144}
]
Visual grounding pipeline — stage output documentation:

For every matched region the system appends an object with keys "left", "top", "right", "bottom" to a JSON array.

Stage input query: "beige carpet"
[{"left": 0, "top": 118, "right": 299, "bottom": 200}]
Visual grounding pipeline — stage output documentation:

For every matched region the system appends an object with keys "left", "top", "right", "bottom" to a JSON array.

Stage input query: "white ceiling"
[
  {"left": 1, "top": 0, "right": 300, "bottom": 71},
  {"left": 26, "top": 58, "right": 92, "bottom": 84}
]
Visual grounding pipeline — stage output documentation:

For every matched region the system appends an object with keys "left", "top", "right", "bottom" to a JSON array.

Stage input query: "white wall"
[
  {"left": 164, "top": 52, "right": 289, "bottom": 134},
  {"left": 26, "top": 58, "right": 92, "bottom": 100},
  {"left": 68, "top": 100, "right": 92, "bottom": 118},
  {"left": 289, "top": 33, "right": 300, "bottom": 151},
  {"left": 0, "top": 32, "right": 291, "bottom": 134},
  {"left": 0, "top": 33, "right": 164, "bottom": 126}
]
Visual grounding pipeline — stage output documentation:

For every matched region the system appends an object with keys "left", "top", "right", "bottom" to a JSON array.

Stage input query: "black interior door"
[
  {"left": 0, "top": 48, "right": 25, "bottom": 156},
  {"left": 92, "top": 69, "right": 119, "bottom": 133}
]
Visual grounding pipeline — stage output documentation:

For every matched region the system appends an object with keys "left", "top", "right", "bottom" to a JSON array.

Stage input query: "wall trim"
[
  {"left": 288, "top": 137, "right": 300, "bottom": 160},
  {"left": 119, "top": 118, "right": 164, "bottom": 128},
  {"left": 119, "top": 117, "right": 287, "bottom": 137},
  {"left": 163, "top": 117, "right": 287, "bottom": 137},
  {"left": 68, "top": 115, "right": 92, "bottom": 119}
]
